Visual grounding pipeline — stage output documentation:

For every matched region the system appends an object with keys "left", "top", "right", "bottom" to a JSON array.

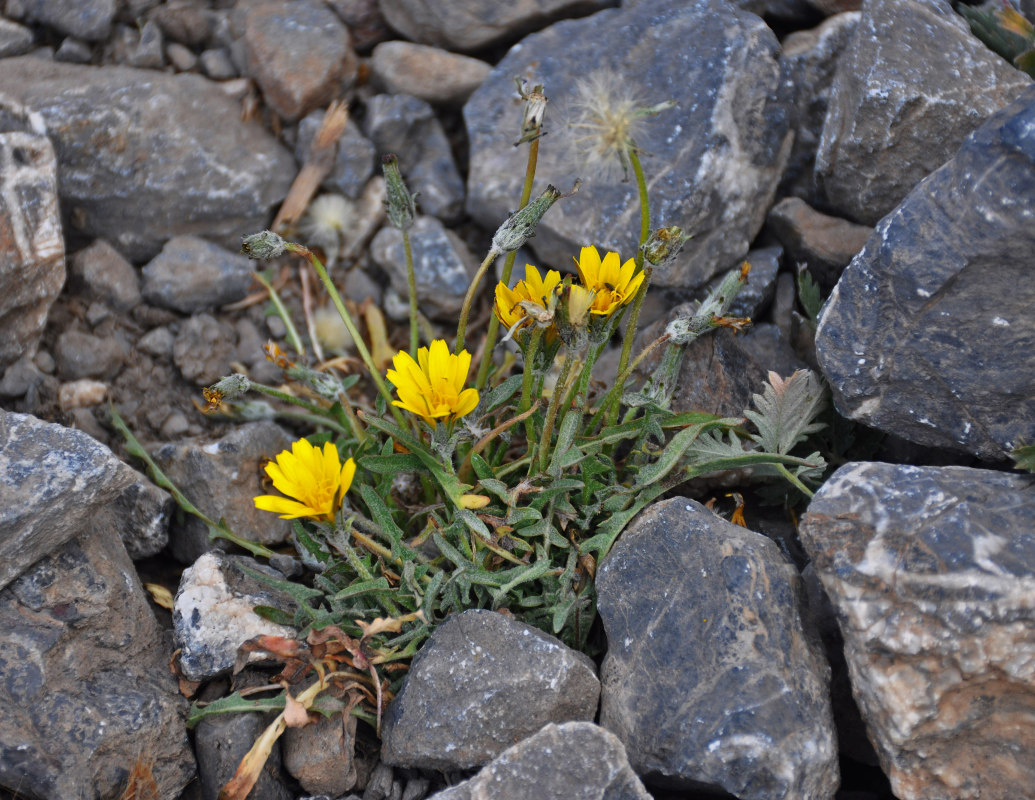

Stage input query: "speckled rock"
[
  {"left": 466, "top": 0, "right": 792, "bottom": 290},
  {"left": 430, "top": 722, "right": 651, "bottom": 800},
  {"left": 173, "top": 552, "right": 299, "bottom": 681},
  {"left": 0, "top": 96, "right": 64, "bottom": 372},
  {"left": 153, "top": 420, "right": 296, "bottom": 563},
  {"left": 814, "top": 0, "right": 1031, "bottom": 225},
  {"left": 377, "top": 0, "right": 616, "bottom": 52},
  {"left": 0, "top": 57, "right": 295, "bottom": 261},
  {"left": 15, "top": 0, "right": 115, "bottom": 41},
  {"left": 800, "top": 462, "right": 1035, "bottom": 800},
  {"left": 240, "top": 0, "right": 358, "bottom": 122},
  {"left": 815, "top": 85, "right": 1035, "bottom": 460},
  {"left": 381, "top": 609, "right": 600, "bottom": 770},
  {"left": 597, "top": 498, "right": 838, "bottom": 798}
]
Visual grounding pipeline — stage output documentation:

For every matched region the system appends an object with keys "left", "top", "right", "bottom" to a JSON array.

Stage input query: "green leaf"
[
  {"left": 361, "top": 453, "right": 425, "bottom": 474},
  {"left": 253, "top": 605, "right": 296, "bottom": 626},
  {"left": 469, "top": 453, "right": 496, "bottom": 481},
  {"left": 331, "top": 577, "right": 392, "bottom": 601},
  {"left": 796, "top": 266, "right": 823, "bottom": 326},
  {"left": 1011, "top": 440, "right": 1035, "bottom": 473},
  {"left": 634, "top": 418, "right": 739, "bottom": 488},
  {"left": 743, "top": 370, "right": 826, "bottom": 455},
  {"left": 187, "top": 689, "right": 345, "bottom": 728}
]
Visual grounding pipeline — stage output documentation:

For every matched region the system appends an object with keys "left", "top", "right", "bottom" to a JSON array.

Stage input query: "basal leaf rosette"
[
  {"left": 254, "top": 439, "right": 356, "bottom": 521},
  {"left": 387, "top": 339, "right": 480, "bottom": 426}
]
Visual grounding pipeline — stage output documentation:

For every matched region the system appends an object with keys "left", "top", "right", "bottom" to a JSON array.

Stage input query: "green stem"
[
  {"left": 475, "top": 137, "right": 540, "bottom": 391},
  {"left": 253, "top": 271, "right": 305, "bottom": 357},
  {"left": 776, "top": 464, "right": 815, "bottom": 499},
  {"left": 538, "top": 350, "right": 577, "bottom": 473},
  {"left": 455, "top": 251, "right": 498, "bottom": 355},
  {"left": 403, "top": 229, "right": 419, "bottom": 358},
  {"left": 289, "top": 244, "right": 407, "bottom": 429},
  {"left": 248, "top": 382, "right": 334, "bottom": 417}
]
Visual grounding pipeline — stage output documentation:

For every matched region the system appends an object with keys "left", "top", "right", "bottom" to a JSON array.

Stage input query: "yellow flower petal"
[
  {"left": 254, "top": 438, "right": 354, "bottom": 521},
  {"left": 385, "top": 339, "right": 480, "bottom": 425}
]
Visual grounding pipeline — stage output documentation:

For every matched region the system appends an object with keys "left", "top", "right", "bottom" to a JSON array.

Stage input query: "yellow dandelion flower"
[
  {"left": 493, "top": 263, "right": 562, "bottom": 333},
  {"left": 386, "top": 339, "right": 480, "bottom": 425},
  {"left": 254, "top": 439, "right": 356, "bottom": 521},
  {"left": 574, "top": 245, "right": 644, "bottom": 316}
]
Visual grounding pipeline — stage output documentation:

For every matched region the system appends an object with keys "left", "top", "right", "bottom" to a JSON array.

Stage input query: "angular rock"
[
  {"left": 282, "top": 712, "right": 359, "bottom": 797},
  {"left": 799, "top": 462, "right": 1035, "bottom": 800},
  {"left": 377, "top": 0, "right": 616, "bottom": 52},
  {"left": 16, "top": 0, "right": 115, "bottom": 41},
  {"left": 326, "top": 0, "right": 391, "bottom": 52},
  {"left": 241, "top": 1, "right": 358, "bottom": 122},
  {"left": 153, "top": 420, "right": 295, "bottom": 563},
  {"left": 141, "top": 235, "right": 256, "bottom": 314},
  {"left": 815, "top": 85, "right": 1035, "bottom": 460},
  {"left": 366, "top": 93, "right": 465, "bottom": 222},
  {"left": 778, "top": 11, "right": 860, "bottom": 203},
  {"left": 0, "top": 421, "right": 191, "bottom": 797},
  {"left": 0, "top": 18, "right": 34, "bottom": 57},
  {"left": 814, "top": 0, "right": 1032, "bottom": 225},
  {"left": 465, "top": 0, "right": 791, "bottom": 290},
  {"left": 174, "top": 552, "right": 299, "bottom": 681},
  {"left": 370, "top": 215, "right": 478, "bottom": 320},
  {"left": 766, "top": 197, "right": 871, "bottom": 293},
  {"left": 0, "top": 411, "right": 171, "bottom": 585},
  {"left": 0, "top": 57, "right": 295, "bottom": 261},
  {"left": 0, "top": 96, "right": 64, "bottom": 372},
  {"left": 370, "top": 42, "right": 491, "bottom": 106},
  {"left": 430, "top": 722, "right": 651, "bottom": 800},
  {"left": 597, "top": 497, "right": 838, "bottom": 798},
  {"left": 67, "top": 238, "right": 142, "bottom": 313},
  {"left": 381, "top": 609, "right": 600, "bottom": 770}
]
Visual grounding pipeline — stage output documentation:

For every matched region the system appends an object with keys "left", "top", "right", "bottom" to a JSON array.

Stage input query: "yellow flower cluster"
[{"left": 493, "top": 245, "right": 642, "bottom": 336}]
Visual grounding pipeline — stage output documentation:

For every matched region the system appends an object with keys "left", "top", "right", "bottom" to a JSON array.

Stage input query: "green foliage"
[
  {"left": 959, "top": 2, "right": 1035, "bottom": 78},
  {"left": 1011, "top": 440, "right": 1035, "bottom": 472}
]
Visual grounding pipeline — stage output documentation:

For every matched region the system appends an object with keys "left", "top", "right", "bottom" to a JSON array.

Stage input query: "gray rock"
[
  {"left": 366, "top": 93, "right": 465, "bottom": 222},
  {"left": 142, "top": 235, "right": 256, "bottom": 314},
  {"left": 799, "top": 462, "right": 1035, "bottom": 800},
  {"left": 172, "top": 312, "right": 237, "bottom": 387},
  {"left": 778, "top": 11, "right": 860, "bottom": 204},
  {"left": 0, "top": 57, "right": 295, "bottom": 261},
  {"left": 296, "top": 111, "right": 377, "bottom": 200},
  {"left": 241, "top": 0, "right": 358, "bottom": 121},
  {"left": 815, "top": 85, "right": 1035, "bottom": 460},
  {"left": 67, "top": 239, "right": 142, "bottom": 312},
  {"left": 199, "top": 47, "right": 237, "bottom": 80},
  {"left": 327, "top": 0, "right": 391, "bottom": 52},
  {"left": 377, "top": 0, "right": 617, "bottom": 52},
  {"left": 151, "top": 0, "right": 212, "bottom": 47},
  {"left": 766, "top": 197, "right": 871, "bottom": 293},
  {"left": 283, "top": 712, "right": 359, "bottom": 796},
  {"left": 814, "top": 0, "right": 1032, "bottom": 225},
  {"left": 0, "top": 96, "right": 64, "bottom": 372},
  {"left": 153, "top": 420, "right": 295, "bottom": 563},
  {"left": 370, "top": 42, "right": 491, "bottom": 106},
  {"left": 0, "top": 355, "right": 44, "bottom": 399},
  {"left": 17, "top": 0, "right": 115, "bottom": 41},
  {"left": 54, "top": 329, "right": 126, "bottom": 380},
  {"left": 430, "top": 722, "right": 651, "bottom": 800},
  {"left": 0, "top": 523, "right": 195, "bottom": 799},
  {"left": 465, "top": 0, "right": 791, "bottom": 290},
  {"left": 174, "top": 552, "right": 299, "bottom": 681},
  {"left": 54, "top": 36, "right": 93, "bottom": 63},
  {"left": 0, "top": 411, "right": 172, "bottom": 572},
  {"left": 166, "top": 41, "right": 199, "bottom": 72},
  {"left": 138, "top": 325, "right": 176, "bottom": 358},
  {"left": 381, "top": 609, "right": 600, "bottom": 770},
  {"left": 123, "top": 19, "right": 165, "bottom": 69},
  {"left": 597, "top": 498, "right": 838, "bottom": 798},
  {"left": 0, "top": 18, "right": 34, "bottom": 57},
  {"left": 370, "top": 215, "right": 478, "bottom": 320}
]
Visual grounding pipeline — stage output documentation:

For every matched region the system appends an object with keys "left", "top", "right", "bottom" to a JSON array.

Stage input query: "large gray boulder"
[{"left": 815, "top": 85, "right": 1035, "bottom": 461}]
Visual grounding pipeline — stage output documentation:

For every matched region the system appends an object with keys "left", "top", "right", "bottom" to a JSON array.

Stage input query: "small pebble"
[{"left": 58, "top": 378, "right": 108, "bottom": 410}]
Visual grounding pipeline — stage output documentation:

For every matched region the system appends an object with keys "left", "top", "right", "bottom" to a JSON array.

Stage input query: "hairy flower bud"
[
  {"left": 382, "top": 154, "right": 417, "bottom": 230},
  {"left": 642, "top": 225, "right": 691, "bottom": 267},
  {"left": 241, "top": 230, "right": 287, "bottom": 260},
  {"left": 203, "top": 373, "right": 252, "bottom": 410},
  {"left": 490, "top": 181, "right": 579, "bottom": 256}
]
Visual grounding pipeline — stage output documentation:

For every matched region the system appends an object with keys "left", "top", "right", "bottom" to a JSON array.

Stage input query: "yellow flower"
[
  {"left": 574, "top": 245, "right": 644, "bottom": 316},
  {"left": 254, "top": 439, "right": 356, "bottom": 521},
  {"left": 386, "top": 339, "right": 480, "bottom": 425},
  {"left": 493, "top": 263, "right": 562, "bottom": 333}
]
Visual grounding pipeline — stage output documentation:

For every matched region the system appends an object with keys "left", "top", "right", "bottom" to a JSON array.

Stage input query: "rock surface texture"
[
  {"left": 800, "top": 462, "right": 1035, "bottom": 800},
  {"left": 597, "top": 498, "right": 838, "bottom": 798},
  {"left": 0, "top": 58, "right": 295, "bottom": 261},
  {"left": 814, "top": 0, "right": 1032, "bottom": 225},
  {"left": 465, "top": 0, "right": 792, "bottom": 289},
  {"left": 815, "top": 85, "right": 1035, "bottom": 460},
  {"left": 381, "top": 609, "right": 600, "bottom": 770}
]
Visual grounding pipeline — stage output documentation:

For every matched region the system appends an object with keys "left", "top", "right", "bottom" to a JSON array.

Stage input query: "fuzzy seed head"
[{"left": 566, "top": 70, "right": 647, "bottom": 181}]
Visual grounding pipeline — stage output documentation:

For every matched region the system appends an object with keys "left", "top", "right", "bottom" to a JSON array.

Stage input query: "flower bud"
[
  {"left": 642, "top": 226, "right": 691, "bottom": 266},
  {"left": 490, "top": 181, "right": 579, "bottom": 256},
  {"left": 203, "top": 373, "right": 252, "bottom": 411},
  {"left": 241, "top": 230, "right": 287, "bottom": 260},
  {"left": 382, "top": 154, "right": 417, "bottom": 230},
  {"left": 285, "top": 363, "right": 344, "bottom": 400}
]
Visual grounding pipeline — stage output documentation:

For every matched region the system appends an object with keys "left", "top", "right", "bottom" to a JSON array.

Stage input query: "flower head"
[
  {"left": 574, "top": 245, "right": 644, "bottom": 316},
  {"left": 387, "top": 339, "right": 480, "bottom": 425},
  {"left": 493, "top": 263, "right": 562, "bottom": 336},
  {"left": 254, "top": 439, "right": 356, "bottom": 521}
]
